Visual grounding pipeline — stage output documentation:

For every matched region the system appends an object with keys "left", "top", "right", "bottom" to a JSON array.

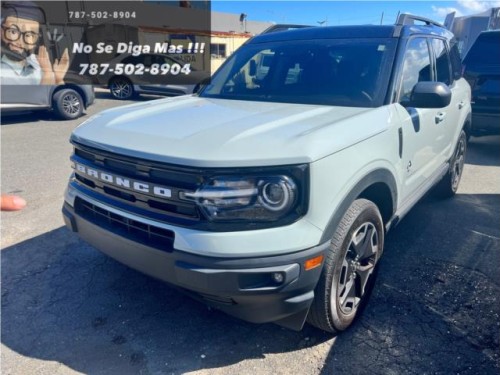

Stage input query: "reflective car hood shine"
[{"left": 72, "top": 95, "right": 391, "bottom": 167}]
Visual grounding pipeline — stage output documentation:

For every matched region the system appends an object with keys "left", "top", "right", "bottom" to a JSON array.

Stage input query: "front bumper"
[{"left": 62, "top": 200, "right": 327, "bottom": 330}]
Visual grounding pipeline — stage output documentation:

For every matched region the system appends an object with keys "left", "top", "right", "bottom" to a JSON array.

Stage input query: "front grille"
[
  {"left": 72, "top": 143, "right": 202, "bottom": 223},
  {"left": 75, "top": 197, "right": 175, "bottom": 252},
  {"left": 74, "top": 146, "right": 200, "bottom": 188}
]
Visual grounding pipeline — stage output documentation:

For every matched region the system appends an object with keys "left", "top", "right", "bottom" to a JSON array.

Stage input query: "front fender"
[{"left": 319, "top": 168, "right": 398, "bottom": 243}]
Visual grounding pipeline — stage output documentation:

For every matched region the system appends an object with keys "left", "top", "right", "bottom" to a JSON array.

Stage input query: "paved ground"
[{"left": 1, "top": 93, "right": 499, "bottom": 374}]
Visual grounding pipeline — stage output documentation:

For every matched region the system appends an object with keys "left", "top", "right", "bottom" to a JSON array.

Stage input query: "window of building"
[{"left": 210, "top": 44, "right": 227, "bottom": 58}]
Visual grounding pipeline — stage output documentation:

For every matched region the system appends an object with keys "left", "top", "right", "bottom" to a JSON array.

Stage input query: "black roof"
[
  {"left": 249, "top": 22, "right": 454, "bottom": 44},
  {"left": 250, "top": 25, "right": 397, "bottom": 44}
]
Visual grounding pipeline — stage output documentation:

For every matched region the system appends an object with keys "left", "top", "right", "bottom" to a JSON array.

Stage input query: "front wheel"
[{"left": 307, "top": 199, "right": 384, "bottom": 333}]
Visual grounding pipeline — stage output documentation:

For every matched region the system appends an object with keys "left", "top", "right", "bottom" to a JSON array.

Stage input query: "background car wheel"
[
  {"left": 109, "top": 77, "right": 134, "bottom": 100},
  {"left": 307, "top": 199, "right": 384, "bottom": 333},
  {"left": 53, "top": 89, "right": 84, "bottom": 120},
  {"left": 435, "top": 129, "right": 467, "bottom": 198}
]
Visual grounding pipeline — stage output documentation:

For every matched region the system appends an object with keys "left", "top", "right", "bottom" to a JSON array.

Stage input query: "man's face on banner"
[{"left": 1, "top": 16, "right": 40, "bottom": 60}]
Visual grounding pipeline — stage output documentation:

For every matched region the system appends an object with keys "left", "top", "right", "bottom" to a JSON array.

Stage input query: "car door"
[
  {"left": 1, "top": 84, "right": 52, "bottom": 109},
  {"left": 430, "top": 37, "right": 464, "bottom": 159},
  {"left": 395, "top": 37, "right": 444, "bottom": 200}
]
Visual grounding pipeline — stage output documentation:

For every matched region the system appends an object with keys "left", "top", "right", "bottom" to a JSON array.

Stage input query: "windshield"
[{"left": 200, "top": 38, "right": 397, "bottom": 107}]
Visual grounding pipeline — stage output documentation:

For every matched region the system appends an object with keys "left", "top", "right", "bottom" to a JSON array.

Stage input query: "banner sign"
[{"left": 1, "top": 1, "right": 212, "bottom": 86}]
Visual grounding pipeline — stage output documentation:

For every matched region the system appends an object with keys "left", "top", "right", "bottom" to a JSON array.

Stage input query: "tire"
[
  {"left": 53, "top": 89, "right": 84, "bottom": 120},
  {"left": 434, "top": 129, "right": 467, "bottom": 198},
  {"left": 307, "top": 199, "right": 384, "bottom": 333},
  {"left": 109, "top": 77, "right": 134, "bottom": 100}
]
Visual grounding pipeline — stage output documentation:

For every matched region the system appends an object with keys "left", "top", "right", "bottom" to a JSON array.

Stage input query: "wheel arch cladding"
[{"left": 320, "top": 169, "right": 397, "bottom": 243}]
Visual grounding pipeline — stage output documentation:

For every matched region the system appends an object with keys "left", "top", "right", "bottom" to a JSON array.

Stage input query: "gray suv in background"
[
  {"left": 463, "top": 30, "right": 500, "bottom": 137},
  {"left": 97, "top": 54, "right": 205, "bottom": 100},
  {"left": 1, "top": 82, "right": 94, "bottom": 120}
]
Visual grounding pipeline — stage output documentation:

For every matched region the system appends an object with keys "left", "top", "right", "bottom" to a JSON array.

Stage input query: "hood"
[{"left": 72, "top": 95, "right": 391, "bottom": 167}]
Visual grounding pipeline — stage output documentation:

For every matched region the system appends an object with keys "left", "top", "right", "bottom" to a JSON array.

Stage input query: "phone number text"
[
  {"left": 68, "top": 11, "right": 137, "bottom": 19},
  {"left": 79, "top": 63, "right": 192, "bottom": 76}
]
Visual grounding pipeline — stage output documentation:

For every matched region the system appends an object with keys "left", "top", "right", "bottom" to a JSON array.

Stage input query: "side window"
[
  {"left": 431, "top": 39, "right": 451, "bottom": 85},
  {"left": 141, "top": 55, "right": 155, "bottom": 67},
  {"left": 122, "top": 56, "right": 141, "bottom": 65},
  {"left": 123, "top": 55, "right": 153, "bottom": 66},
  {"left": 399, "top": 37, "right": 432, "bottom": 103},
  {"left": 449, "top": 39, "right": 463, "bottom": 81}
]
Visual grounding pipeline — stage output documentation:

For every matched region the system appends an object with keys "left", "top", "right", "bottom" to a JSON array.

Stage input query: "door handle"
[
  {"left": 435, "top": 112, "right": 446, "bottom": 124},
  {"left": 458, "top": 101, "right": 465, "bottom": 109}
]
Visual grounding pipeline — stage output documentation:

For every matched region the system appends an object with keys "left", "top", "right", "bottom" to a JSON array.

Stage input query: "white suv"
[{"left": 63, "top": 14, "right": 471, "bottom": 333}]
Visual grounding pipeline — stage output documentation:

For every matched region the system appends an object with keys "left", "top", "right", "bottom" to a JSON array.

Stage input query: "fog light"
[{"left": 271, "top": 272, "right": 285, "bottom": 284}]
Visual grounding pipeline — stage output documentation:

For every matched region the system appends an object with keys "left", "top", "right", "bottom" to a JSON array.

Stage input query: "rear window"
[{"left": 464, "top": 32, "right": 500, "bottom": 65}]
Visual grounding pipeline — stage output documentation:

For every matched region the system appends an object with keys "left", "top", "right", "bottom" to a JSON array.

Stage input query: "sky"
[{"left": 211, "top": 0, "right": 500, "bottom": 26}]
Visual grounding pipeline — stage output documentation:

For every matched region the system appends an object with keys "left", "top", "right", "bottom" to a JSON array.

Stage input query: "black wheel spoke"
[
  {"left": 339, "top": 278, "right": 356, "bottom": 312},
  {"left": 351, "top": 224, "right": 376, "bottom": 260},
  {"left": 356, "top": 262, "right": 374, "bottom": 296}
]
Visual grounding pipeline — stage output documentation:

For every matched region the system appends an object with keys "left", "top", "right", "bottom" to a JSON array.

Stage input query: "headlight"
[
  {"left": 183, "top": 175, "right": 301, "bottom": 222},
  {"left": 258, "top": 177, "right": 295, "bottom": 212}
]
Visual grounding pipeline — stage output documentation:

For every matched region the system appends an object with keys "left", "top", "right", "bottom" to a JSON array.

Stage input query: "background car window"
[
  {"left": 400, "top": 37, "right": 432, "bottom": 103},
  {"left": 122, "top": 55, "right": 141, "bottom": 64},
  {"left": 153, "top": 55, "right": 172, "bottom": 65},
  {"left": 432, "top": 39, "right": 451, "bottom": 86},
  {"left": 476, "top": 78, "right": 500, "bottom": 95},
  {"left": 464, "top": 32, "right": 500, "bottom": 65}
]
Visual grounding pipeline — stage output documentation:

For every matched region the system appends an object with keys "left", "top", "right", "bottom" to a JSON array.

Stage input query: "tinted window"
[
  {"left": 201, "top": 38, "right": 397, "bottom": 107},
  {"left": 449, "top": 39, "right": 463, "bottom": 81},
  {"left": 464, "top": 32, "right": 500, "bottom": 65},
  {"left": 476, "top": 78, "right": 500, "bottom": 95},
  {"left": 122, "top": 56, "right": 142, "bottom": 64},
  {"left": 123, "top": 55, "right": 154, "bottom": 66},
  {"left": 153, "top": 55, "right": 178, "bottom": 65},
  {"left": 432, "top": 39, "right": 451, "bottom": 85},
  {"left": 400, "top": 37, "right": 431, "bottom": 103}
]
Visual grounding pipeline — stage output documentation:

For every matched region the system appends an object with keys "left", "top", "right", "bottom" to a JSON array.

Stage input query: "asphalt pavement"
[{"left": 1, "top": 92, "right": 499, "bottom": 375}]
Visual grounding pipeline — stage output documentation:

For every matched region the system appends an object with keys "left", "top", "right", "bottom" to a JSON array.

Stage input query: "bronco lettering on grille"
[{"left": 74, "top": 162, "right": 172, "bottom": 198}]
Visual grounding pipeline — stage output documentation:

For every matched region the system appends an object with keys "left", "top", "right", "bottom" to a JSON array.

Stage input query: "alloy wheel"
[
  {"left": 334, "top": 222, "right": 379, "bottom": 315},
  {"left": 62, "top": 93, "right": 81, "bottom": 116},
  {"left": 110, "top": 79, "right": 133, "bottom": 99}
]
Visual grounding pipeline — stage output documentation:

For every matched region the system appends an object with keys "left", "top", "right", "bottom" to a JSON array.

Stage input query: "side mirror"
[
  {"left": 249, "top": 60, "right": 257, "bottom": 76},
  {"left": 408, "top": 82, "right": 452, "bottom": 108}
]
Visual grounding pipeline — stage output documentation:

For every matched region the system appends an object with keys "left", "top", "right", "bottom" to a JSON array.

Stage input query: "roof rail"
[
  {"left": 261, "top": 24, "right": 312, "bottom": 34},
  {"left": 396, "top": 13, "right": 443, "bottom": 28}
]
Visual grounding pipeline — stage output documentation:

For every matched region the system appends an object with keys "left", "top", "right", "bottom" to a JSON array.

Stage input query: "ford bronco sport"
[{"left": 63, "top": 14, "right": 471, "bottom": 332}]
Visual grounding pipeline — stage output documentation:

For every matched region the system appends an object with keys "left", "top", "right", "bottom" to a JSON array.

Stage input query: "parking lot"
[{"left": 1, "top": 92, "right": 499, "bottom": 375}]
